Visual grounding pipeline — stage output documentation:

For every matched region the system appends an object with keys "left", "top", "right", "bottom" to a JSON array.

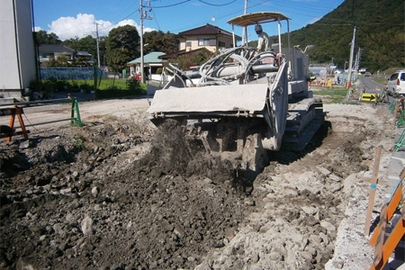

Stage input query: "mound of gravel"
[{"left": 0, "top": 101, "right": 395, "bottom": 270}]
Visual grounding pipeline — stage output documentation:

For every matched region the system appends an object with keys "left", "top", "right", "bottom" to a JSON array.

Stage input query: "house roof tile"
[
  {"left": 39, "top": 44, "right": 75, "bottom": 53},
  {"left": 127, "top": 52, "right": 166, "bottom": 65},
  {"left": 76, "top": 51, "right": 92, "bottom": 57},
  {"left": 177, "top": 24, "right": 241, "bottom": 40}
]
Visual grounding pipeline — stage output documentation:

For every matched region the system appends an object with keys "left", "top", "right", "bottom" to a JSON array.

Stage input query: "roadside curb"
[{"left": 386, "top": 126, "right": 405, "bottom": 201}]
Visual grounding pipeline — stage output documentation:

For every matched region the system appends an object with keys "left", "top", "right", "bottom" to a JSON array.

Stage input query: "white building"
[
  {"left": 176, "top": 24, "right": 239, "bottom": 53},
  {"left": 0, "top": 0, "right": 36, "bottom": 100}
]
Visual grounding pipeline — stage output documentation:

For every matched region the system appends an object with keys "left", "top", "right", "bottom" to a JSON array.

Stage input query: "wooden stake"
[
  {"left": 369, "top": 173, "right": 404, "bottom": 245},
  {"left": 364, "top": 146, "right": 382, "bottom": 236},
  {"left": 369, "top": 185, "right": 404, "bottom": 270}
]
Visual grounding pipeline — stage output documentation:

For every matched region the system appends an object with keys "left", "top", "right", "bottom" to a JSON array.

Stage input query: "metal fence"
[{"left": 40, "top": 68, "right": 107, "bottom": 81}]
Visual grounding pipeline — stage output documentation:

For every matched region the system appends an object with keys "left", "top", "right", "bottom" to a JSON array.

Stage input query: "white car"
[{"left": 387, "top": 69, "right": 405, "bottom": 95}]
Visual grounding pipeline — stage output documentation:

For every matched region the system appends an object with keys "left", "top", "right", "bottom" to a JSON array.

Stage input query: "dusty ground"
[{"left": 0, "top": 97, "right": 397, "bottom": 270}]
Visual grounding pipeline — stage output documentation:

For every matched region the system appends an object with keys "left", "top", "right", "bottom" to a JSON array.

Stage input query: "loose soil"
[{"left": 0, "top": 98, "right": 396, "bottom": 270}]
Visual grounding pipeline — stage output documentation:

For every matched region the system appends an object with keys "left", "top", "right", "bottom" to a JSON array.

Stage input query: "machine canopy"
[{"left": 227, "top": 12, "right": 290, "bottom": 27}]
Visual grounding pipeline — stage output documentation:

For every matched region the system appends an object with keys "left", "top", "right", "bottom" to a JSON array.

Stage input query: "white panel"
[
  {"left": 147, "top": 84, "right": 268, "bottom": 114},
  {"left": 15, "top": 0, "right": 36, "bottom": 89},
  {"left": 0, "top": 0, "right": 20, "bottom": 89},
  {"left": 0, "top": 0, "right": 36, "bottom": 91}
]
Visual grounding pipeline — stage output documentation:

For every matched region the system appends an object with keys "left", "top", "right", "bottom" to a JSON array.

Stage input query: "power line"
[
  {"left": 149, "top": 0, "right": 237, "bottom": 8},
  {"left": 100, "top": 0, "right": 269, "bottom": 34},
  {"left": 99, "top": 0, "right": 128, "bottom": 20},
  {"left": 151, "top": 0, "right": 191, "bottom": 8},
  {"left": 151, "top": 10, "right": 161, "bottom": 31},
  {"left": 197, "top": 0, "right": 237, "bottom": 6},
  {"left": 189, "top": 0, "right": 270, "bottom": 25},
  {"left": 271, "top": 0, "right": 339, "bottom": 14}
]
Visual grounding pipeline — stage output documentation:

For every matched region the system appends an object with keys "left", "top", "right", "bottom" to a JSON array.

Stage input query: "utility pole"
[
  {"left": 346, "top": 26, "right": 356, "bottom": 89},
  {"left": 140, "top": 0, "right": 144, "bottom": 84},
  {"left": 139, "top": 0, "right": 153, "bottom": 84},
  {"left": 354, "top": 47, "right": 361, "bottom": 72},
  {"left": 94, "top": 23, "right": 101, "bottom": 90},
  {"left": 95, "top": 23, "right": 100, "bottom": 68},
  {"left": 242, "top": 0, "right": 248, "bottom": 46}
]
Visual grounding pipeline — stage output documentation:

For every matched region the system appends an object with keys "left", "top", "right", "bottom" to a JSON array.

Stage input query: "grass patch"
[
  {"left": 35, "top": 78, "right": 148, "bottom": 99},
  {"left": 68, "top": 79, "right": 147, "bottom": 91},
  {"left": 372, "top": 76, "right": 387, "bottom": 85},
  {"left": 371, "top": 75, "right": 389, "bottom": 85},
  {"left": 312, "top": 88, "right": 351, "bottom": 104}
]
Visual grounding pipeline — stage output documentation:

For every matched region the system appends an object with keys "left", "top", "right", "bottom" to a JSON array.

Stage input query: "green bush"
[
  {"left": 29, "top": 79, "right": 44, "bottom": 91},
  {"left": 79, "top": 83, "right": 93, "bottom": 93},
  {"left": 42, "top": 81, "right": 54, "bottom": 98},
  {"left": 30, "top": 78, "right": 147, "bottom": 99},
  {"left": 171, "top": 48, "right": 214, "bottom": 70},
  {"left": 127, "top": 78, "right": 144, "bottom": 95},
  {"left": 70, "top": 82, "right": 80, "bottom": 92},
  {"left": 48, "top": 78, "right": 70, "bottom": 92},
  {"left": 30, "top": 78, "right": 73, "bottom": 98},
  {"left": 95, "top": 87, "right": 146, "bottom": 99},
  {"left": 29, "top": 79, "right": 54, "bottom": 98}
]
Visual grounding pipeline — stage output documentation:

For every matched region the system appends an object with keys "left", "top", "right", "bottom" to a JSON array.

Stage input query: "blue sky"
[{"left": 33, "top": 0, "right": 344, "bottom": 41}]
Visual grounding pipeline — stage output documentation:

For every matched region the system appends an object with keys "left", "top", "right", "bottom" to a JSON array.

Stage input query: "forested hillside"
[{"left": 286, "top": 0, "right": 404, "bottom": 72}]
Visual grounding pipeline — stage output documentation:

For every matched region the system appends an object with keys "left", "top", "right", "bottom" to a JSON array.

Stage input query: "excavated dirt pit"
[{"left": 0, "top": 100, "right": 396, "bottom": 270}]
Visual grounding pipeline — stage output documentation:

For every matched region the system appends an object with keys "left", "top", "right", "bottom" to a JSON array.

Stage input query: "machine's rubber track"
[{"left": 282, "top": 98, "right": 325, "bottom": 151}]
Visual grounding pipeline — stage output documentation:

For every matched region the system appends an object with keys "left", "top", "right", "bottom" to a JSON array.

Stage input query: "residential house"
[
  {"left": 127, "top": 51, "right": 166, "bottom": 80},
  {"left": 38, "top": 44, "right": 76, "bottom": 63},
  {"left": 38, "top": 44, "right": 93, "bottom": 67},
  {"left": 76, "top": 51, "right": 93, "bottom": 63},
  {"left": 176, "top": 24, "right": 241, "bottom": 53}
]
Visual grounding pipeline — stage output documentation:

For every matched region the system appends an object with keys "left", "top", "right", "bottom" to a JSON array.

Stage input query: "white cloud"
[{"left": 47, "top": 13, "right": 153, "bottom": 41}]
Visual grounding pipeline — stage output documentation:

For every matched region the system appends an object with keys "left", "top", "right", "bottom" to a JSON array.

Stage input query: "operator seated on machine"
[
  {"left": 255, "top": 24, "right": 276, "bottom": 65},
  {"left": 255, "top": 24, "right": 270, "bottom": 52}
]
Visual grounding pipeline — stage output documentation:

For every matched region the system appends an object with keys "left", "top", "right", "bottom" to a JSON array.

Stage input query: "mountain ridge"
[{"left": 286, "top": 0, "right": 404, "bottom": 71}]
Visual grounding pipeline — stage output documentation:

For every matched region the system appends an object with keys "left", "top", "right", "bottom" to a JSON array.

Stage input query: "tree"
[
  {"left": 55, "top": 55, "right": 69, "bottom": 67},
  {"left": 34, "top": 30, "right": 61, "bottom": 44},
  {"left": 64, "top": 36, "right": 108, "bottom": 67},
  {"left": 106, "top": 25, "right": 140, "bottom": 72},
  {"left": 72, "top": 35, "right": 96, "bottom": 56},
  {"left": 171, "top": 48, "right": 214, "bottom": 70},
  {"left": 143, "top": 31, "right": 178, "bottom": 54},
  {"left": 285, "top": 0, "right": 404, "bottom": 72},
  {"left": 63, "top": 35, "right": 96, "bottom": 67}
]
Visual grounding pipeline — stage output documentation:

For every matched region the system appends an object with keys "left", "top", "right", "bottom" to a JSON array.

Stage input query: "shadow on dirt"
[
  {"left": 0, "top": 135, "right": 79, "bottom": 179},
  {"left": 270, "top": 120, "right": 332, "bottom": 165}
]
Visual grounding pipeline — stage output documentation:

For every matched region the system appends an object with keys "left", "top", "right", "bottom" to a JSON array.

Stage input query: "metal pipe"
[
  {"left": 24, "top": 118, "right": 73, "bottom": 127},
  {"left": 277, "top": 19, "right": 282, "bottom": 54},
  {"left": 242, "top": 0, "right": 248, "bottom": 46},
  {"left": 287, "top": 19, "right": 293, "bottom": 80},
  {"left": 0, "top": 98, "right": 71, "bottom": 107},
  {"left": 251, "top": 64, "right": 279, "bottom": 73},
  {"left": 232, "top": 24, "right": 236, "bottom": 48}
]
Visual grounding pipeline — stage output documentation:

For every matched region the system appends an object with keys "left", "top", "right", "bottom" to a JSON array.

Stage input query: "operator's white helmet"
[{"left": 255, "top": 24, "right": 262, "bottom": 33}]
